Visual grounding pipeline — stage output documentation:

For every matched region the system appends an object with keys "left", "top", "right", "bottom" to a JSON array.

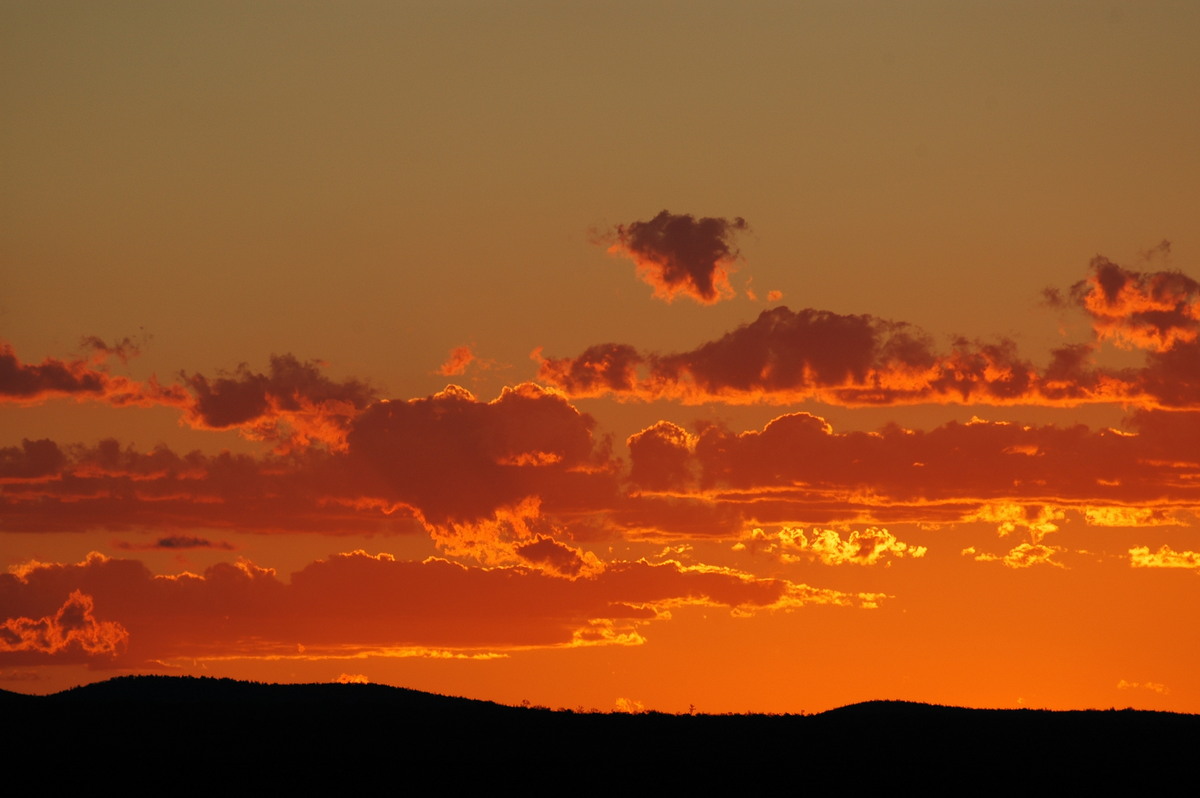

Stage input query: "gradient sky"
[{"left": 4, "top": 0, "right": 1200, "bottom": 713}]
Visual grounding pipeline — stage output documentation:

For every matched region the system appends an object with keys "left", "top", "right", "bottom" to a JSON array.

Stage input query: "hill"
[{"left": 6, "top": 676, "right": 1196, "bottom": 789}]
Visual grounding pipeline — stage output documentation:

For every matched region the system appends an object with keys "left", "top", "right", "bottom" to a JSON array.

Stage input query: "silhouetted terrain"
[{"left": 6, "top": 676, "right": 1196, "bottom": 790}]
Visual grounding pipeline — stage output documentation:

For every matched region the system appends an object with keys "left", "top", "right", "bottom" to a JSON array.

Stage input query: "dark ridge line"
[{"left": 3, "top": 675, "right": 1198, "bottom": 719}]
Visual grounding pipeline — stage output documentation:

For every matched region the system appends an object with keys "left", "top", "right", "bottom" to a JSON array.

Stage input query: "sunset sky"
[{"left": 4, "top": 1, "right": 1200, "bottom": 713}]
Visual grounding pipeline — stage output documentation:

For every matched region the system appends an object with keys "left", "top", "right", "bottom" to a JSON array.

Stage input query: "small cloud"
[
  {"left": 1129, "top": 544, "right": 1200, "bottom": 571},
  {"left": 437, "top": 346, "right": 476, "bottom": 377},
  {"left": 605, "top": 210, "right": 749, "bottom": 305},
  {"left": 1117, "top": 679, "right": 1170, "bottom": 695},
  {"left": 115, "top": 535, "right": 235, "bottom": 551}
]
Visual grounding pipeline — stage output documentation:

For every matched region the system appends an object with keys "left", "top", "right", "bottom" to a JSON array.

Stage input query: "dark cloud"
[
  {"left": 346, "top": 383, "right": 617, "bottom": 525},
  {"left": 608, "top": 210, "right": 749, "bottom": 304},
  {"left": 114, "top": 535, "right": 236, "bottom": 551},
  {"left": 0, "top": 551, "right": 875, "bottom": 663},
  {"left": 1070, "top": 254, "right": 1200, "bottom": 351},
  {"left": 182, "top": 354, "right": 377, "bottom": 451}
]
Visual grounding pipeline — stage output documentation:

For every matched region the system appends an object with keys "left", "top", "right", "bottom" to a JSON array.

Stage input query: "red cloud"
[
  {"left": 181, "top": 354, "right": 376, "bottom": 451},
  {"left": 437, "top": 346, "right": 476, "bottom": 376},
  {"left": 0, "top": 341, "right": 184, "bottom": 407},
  {"left": 1070, "top": 254, "right": 1200, "bottom": 352},
  {"left": 0, "top": 551, "right": 877, "bottom": 663},
  {"left": 346, "top": 383, "right": 617, "bottom": 526},
  {"left": 623, "top": 410, "right": 1200, "bottom": 530},
  {"left": 0, "top": 590, "right": 129, "bottom": 662},
  {"left": 607, "top": 210, "right": 749, "bottom": 304},
  {"left": 1, "top": 342, "right": 376, "bottom": 452}
]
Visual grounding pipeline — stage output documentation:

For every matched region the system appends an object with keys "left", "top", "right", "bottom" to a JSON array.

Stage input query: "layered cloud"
[
  {"left": 0, "top": 551, "right": 880, "bottom": 665},
  {"left": 1064, "top": 252, "right": 1200, "bottom": 352},
  {"left": 0, "top": 590, "right": 129, "bottom": 662},
  {"left": 539, "top": 260, "right": 1200, "bottom": 410},
  {"left": 1, "top": 342, "right": 376, "bottom": 451},
  {"left": 180, "top": 354, "right": 376, "bottom": 451},
  {"left": 605, "top": 210, "right": 749, "bottom": 304},
  {"left": 0, "top": 341, "right": 185, "bottom": 407},
  {"left": 622, "top": 411, "right": 1200, "bottom": 529}
]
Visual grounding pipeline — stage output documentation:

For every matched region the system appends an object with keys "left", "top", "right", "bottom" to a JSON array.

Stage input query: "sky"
[{"left": 3, "top": 0, "right": 1200, "bottom": 713}]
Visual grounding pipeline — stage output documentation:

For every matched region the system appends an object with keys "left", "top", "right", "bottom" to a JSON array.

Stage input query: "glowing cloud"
[
  {"left": 437, "top": 346, "right": 477, "bottom": 376},
  {"left": 734, "top": 526, "right": 926, "bottom": 566},
  {"left": 1067, "top": 250, "right": 1200, "bottom": 351},
  {"left": 1129, "top": 545, "right": 1200, "bottom": 571},
  {"left": 0, "top": 590, "right": 129, "bottom": 659}
]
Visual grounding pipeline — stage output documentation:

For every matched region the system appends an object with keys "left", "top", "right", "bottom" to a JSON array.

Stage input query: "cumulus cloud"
[{"left": 606, "top": 210, "right": 749, "bottom": 304}]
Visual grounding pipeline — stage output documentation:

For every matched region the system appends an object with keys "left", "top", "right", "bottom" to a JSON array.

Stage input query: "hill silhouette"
[{"left": 7, "top": 676, "right": 1197, "bottom": 790}]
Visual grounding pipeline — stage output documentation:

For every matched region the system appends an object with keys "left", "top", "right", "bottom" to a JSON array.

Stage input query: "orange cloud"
[
  {"left": 0, "top": 590, "right": 129, "bottom": 661},
  {"left": 346, "top": 383, "right": 619, "bottom": 527},
  {"left": 181, "top": 354, "right": 376, "bottom": 451},
  {"left": 0, "top": 550, "right": 876, "bottom": 664},
  {"left": 538, "top": 306, "right": 1062, "bottom": 406},
  {"left": 437, "top": 345, "right": 476, "bottom": 376},
  {"left": 0, "top": 340, "right": 184, "bottom": 407},
  {"left": 1, "top": 343, "right": 376, "bottom": 451},
  {"left": 964, "top": 542, "right": 1067, "bottom": 569},
  {"left": 539, "top": 261, "right": 1200, "bottom": 410},
  {"left": 1067, "top": 252, "right": 1200, "bottom": 352},
  {"left": 734, "top": 526, "right": 927, "bottom": 566},
  {"left": 1129, "top": 544, "right": 1200, "bottom": 571},
  {"left": 622, "top": 411, "right": 1200, "bottom": 531},
  {"left": 606, "top": 210, "right": 749, "bottom": 304}
]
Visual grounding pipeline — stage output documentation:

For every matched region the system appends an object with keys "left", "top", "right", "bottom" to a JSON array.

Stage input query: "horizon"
[{"left": 3, "top": 1, "right": 1200, "bottom": 716}]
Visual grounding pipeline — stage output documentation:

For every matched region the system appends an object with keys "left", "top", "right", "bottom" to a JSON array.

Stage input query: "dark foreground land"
[{"left": 5, "top": 676, "right": 1197, "bottom": 790}]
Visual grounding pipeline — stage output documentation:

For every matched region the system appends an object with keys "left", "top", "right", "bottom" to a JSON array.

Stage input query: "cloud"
[
  {"left": 538, "top": 306, "right": 1059, "bottom": 406},
  {"left": 181, "top": 354, "right": 376, "bottom": 451},
  {"left": 606, "top": 210, "right": 749, "bottom": 304},
  {"left": 964, "top": 542, "right": 1066, "bottom": 569},
  {"left": 437, "top": 346, "right": 477, "bottom": 376},
  {"left": 1070, "top": 252, "right": 1200, "bottom": 352},
  {"left": 734, "top": 526, "right": 927, "bottom": 566},
  {"left": 1, "top": 342, "right": 378, "bottom": 451},
  {"left": 0, "top": 550, "right": 879, "bottom": 664},
  {"left": 0, "top": 341, "right": 182, "bottom": 407},
  {"left": 622, "top": 411, "right": 1200, "bottom": 529},
  {"left": 345, "top": 383, "right": 618, "bottom": 526},
  {"left": 1129, "top": 544, "right": 1200, "bottom": 571},
  {"left": 114, "top": 535, "right": 236, "bottom": 551},
  {"left": 0, "top": 590, "right": 129, "bottom": 661},
  {"left": 539, "top": 260, "right": 1200, "bottom": 410},
  {"left": 1117, "top": 679, "right": 1171, "bottom": 695}
]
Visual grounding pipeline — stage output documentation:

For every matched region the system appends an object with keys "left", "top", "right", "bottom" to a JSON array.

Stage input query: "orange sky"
[{"left": 3, "top": 1, "right": 1200, "bottom": 713}]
